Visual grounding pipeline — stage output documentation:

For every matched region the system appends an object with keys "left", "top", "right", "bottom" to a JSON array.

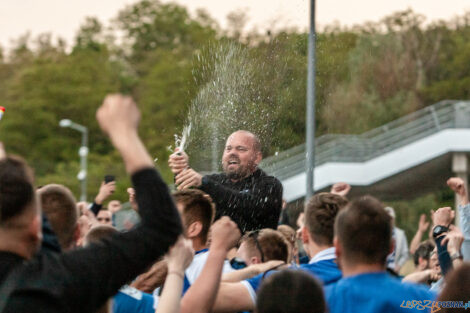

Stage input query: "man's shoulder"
[
  {"left": 254, "top": 169, "right": 282, "bottom": 186},
  {"left": 300, "top": 260, "right": 341, "bottom": 285},
  {"left": 326, "top": 272, "right": 435, "bottom": 300},
  {"left": 325, "top": 273, "right": 436, "bottom": 313}
]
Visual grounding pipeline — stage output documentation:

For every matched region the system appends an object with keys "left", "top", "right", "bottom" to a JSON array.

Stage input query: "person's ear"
[
  {"left": 389, "top": 237, "right": 395, "bottom": 255},
  {"left": 73, "top": 224, "right": 81, "bottom": 247},
  {"left": 251, "top": 256, "right": 261, "bottom": 264},
  {"left": 334, "top": 237, "right": 341, "bottom": 259},
  {"left": 301, "top": 226, "right": 309, "bottom": 244},
  {"left": 28, "top": 213, "right": 42, "bottom": 248},
  {"left": 254, "top": 151, "right": 262, "bottom": 166},
  {"left": 187, "top": 221, "right": 203, "bottom": 239}
]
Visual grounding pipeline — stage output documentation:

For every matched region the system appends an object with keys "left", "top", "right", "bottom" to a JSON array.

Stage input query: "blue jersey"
[
  {"left": 113, "top": 285, "right": 154, "bottom": 313},
  {"left": 153, "top": 249, "right": 234, "bottom": 309},
  {"left": 241, "top": 258, "right": 341, "bottom": 303},
  {"left": 325, "top": 272, "right": 437, "bottom": 313}
]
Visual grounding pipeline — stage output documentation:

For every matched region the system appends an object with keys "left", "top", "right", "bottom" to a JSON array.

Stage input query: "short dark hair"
[
  {"left": 413, "top": 241, "right": 435, "bottom": 266},
  {"left": 335, "top": 196, "right": 392, "bottom": 265},
  {"left": 173, "top": 189, "right": 215, "bottom": 243},
  {"left": 257, "top": 269, "right": 326, "bottom": 313},
  {"left": 0, "top": 156, "right": 35, "bottom": 224},
  {"left": 85, "top": 225, "right": 118, "bottom": 245},
  {"left": 305, "top": 193, "right": 348, "bottom": 246},
  {"left": 240, "top": 229, "right": 289, "bottom": 263},
  {"left": 37, "top": 184, "right": 78, "bottom": 249}
]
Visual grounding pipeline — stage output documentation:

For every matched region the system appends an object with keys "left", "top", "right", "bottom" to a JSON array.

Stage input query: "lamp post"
[
  {"left": 59, "top": 119, "right": 88, "bottom": 201},
  {"left": 306, "top": 0, "right": 316, "bottom": 203}
]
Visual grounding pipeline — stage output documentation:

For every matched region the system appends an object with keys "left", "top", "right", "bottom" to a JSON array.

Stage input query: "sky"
[{"left": 0, "top": 0, "right": 469, "bottom": 49}]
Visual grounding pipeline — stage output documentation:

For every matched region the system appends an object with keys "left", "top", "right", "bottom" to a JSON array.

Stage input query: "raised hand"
[
  {"left": 447, "top": 177, "right": 465, "bottom": 196},
  {"left": 168, "top": 148, "right": 189, "bottom": 175},
  {"left": 175, "top": 168, "right": 202, "bottom": 190},
  {"left": 432, "top": 207, "right": 454, "bottom": 227},
  {"left": 330, "top": 182, "right": 351, "bottom": 197},
  {"left": 418, "top": 214, "right": 430, "bottom": 233},
  {"left": 127, "top": 187, "right": 138, "bottom": 211},
  {"left": 166, "top": 236, "right": 194, "bottom": 273},
  {"left": 441, "top": 225, "right": 464, "bottom": 254},
  {"left": 95, "top": 181, "right": 116, "bottom": 205},
  {"left": 447, "top": 177, "right": 469, "bottom": 206},
  {"left": 210, "top": 217, "right": 241, "bottom": 253},
  {"left": 96, "top": 94, "right": 140, "bottom": 138}
]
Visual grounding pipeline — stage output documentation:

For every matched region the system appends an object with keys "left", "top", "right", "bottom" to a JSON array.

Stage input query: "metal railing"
[{"left": 261, "top": 100, "right": 470, "bottom": 180}]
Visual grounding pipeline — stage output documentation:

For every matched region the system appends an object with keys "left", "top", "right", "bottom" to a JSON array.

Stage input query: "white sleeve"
[{"left": 240, "top": 280, "right": 257, "bottom": 305}]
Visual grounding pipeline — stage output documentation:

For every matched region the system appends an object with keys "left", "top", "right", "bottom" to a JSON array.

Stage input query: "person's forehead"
[
  {"left": 98, "top": 210, "right": 111, "bottom": 217},
  {"left": 226, "top": 132, "right": 255, "bottom": 147}
]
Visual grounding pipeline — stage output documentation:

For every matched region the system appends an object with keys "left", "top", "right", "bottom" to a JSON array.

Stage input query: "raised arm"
[
  {"left": 55, "top": 94, "right": 182, "bottom": 313},
  {"left": 447, "top": 177, "right": 470, "bottom": 251},
  {"left": 157, "top": 236, "right": 194, "bottom": 313},
  {"left": 409, "top": 214, "right": 430, "bottom": 255},
  {"left": 180, "top": 217, "right": 241, "bottom": 313},
  {"left": 89, "top": 181, "right": 116, "bottom": 216}
]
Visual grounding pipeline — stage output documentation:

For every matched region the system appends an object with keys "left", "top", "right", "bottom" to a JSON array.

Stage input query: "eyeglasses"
[
  {"left": 98, "top": 218, "right": 111, "bottom": 222},
  {"left": 248, "top": 230, "right": 265, "bottom": 263}
]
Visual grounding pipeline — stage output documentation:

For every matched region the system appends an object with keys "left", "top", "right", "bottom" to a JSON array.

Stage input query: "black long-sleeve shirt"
[
  {"left": 0, "top": 168, "right": 182, "bottom": 313},
  {"left": 199, "top": 168, "right": 283, "bottom": 233}
]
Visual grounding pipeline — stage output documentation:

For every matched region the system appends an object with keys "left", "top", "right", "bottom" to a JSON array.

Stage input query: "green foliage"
[{"left": 0, "top": 2, "right": 468, "bottom": 235}]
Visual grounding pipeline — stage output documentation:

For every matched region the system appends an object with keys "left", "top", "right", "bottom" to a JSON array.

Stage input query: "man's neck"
[
  {"left": 307, "top": 243, "right": 333, "bottom": 260},
  {"left": 191, "top": 238, "right": 207, "bottom": 252},
  {"left": 0, "top": 234, "right": 32, "bottom": 260},
  {"left": 340, "top": 262, "right": 385, "bottom": 277}
]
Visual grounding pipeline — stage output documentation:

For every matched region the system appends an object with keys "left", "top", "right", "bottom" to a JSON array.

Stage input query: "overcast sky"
[{"left": 1, "top": 0, "right": 469, "bottom": 49}]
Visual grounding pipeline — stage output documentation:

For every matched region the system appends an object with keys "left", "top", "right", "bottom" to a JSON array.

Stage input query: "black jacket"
[
  {"left": 0, "top": 168, "right": 182, "bottom": 313},
  {"left": 199, "top": 168, "right": 283, "bottom": 233}
]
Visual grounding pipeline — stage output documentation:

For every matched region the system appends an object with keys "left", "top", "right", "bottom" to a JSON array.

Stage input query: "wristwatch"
[
  {"left": 432, "top": 225, "right": 449, "bottom": 239},
  {"left": 450, "top": 251, "right": 463, "bottom": 261}
]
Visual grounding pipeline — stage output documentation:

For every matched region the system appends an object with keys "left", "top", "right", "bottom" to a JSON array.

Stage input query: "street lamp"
[{"left": 59, "top": 119, "right": 88, "bottom": 201}]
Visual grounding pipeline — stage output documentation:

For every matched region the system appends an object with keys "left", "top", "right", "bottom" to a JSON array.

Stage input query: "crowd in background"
[{"left": 0, "top": 94, "right": 468, "bottom": 313}]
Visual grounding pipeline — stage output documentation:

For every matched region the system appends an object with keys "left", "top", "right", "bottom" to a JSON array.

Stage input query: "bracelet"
[{"left": 167, "top": 270, "right": 184, "bottom": 280}]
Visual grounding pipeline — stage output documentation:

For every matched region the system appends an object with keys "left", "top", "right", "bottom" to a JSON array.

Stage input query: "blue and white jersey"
[
  {"left": 241, "top": 247, "right": 341, "bottom": 304},
  {"left": 113, "top": 285, "right": 154, "bottom": 313},
  {"left": 152, "top": 249, "right": 234, "bottom": 309},
  {"left": 325, "top": 272, "right": 437, "bottom": 313}
]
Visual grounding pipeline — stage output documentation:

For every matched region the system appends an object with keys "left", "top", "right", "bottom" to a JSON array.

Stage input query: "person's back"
[
  {"left": 326, "top": 272, "right": 434, "bottom": 312},
  {"left": 325, "top": 196, "right": 435, "bottom": 313}
]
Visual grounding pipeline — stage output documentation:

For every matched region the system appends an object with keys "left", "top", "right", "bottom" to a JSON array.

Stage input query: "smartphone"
[{"left": 104, "top": 175, "right": 115, "bottom": 183}]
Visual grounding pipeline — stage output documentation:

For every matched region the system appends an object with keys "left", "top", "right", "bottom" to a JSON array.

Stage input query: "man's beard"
[{"left": 223, "top": 163, "right": 251, "bottom": 181}]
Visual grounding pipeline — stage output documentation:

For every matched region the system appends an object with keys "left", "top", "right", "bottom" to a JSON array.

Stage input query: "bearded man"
[{"left": 169, "top": 130, "right": 283, "bottom": 233}]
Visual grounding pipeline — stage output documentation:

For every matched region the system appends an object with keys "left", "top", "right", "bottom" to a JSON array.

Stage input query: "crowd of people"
[{"left": 0, "top": 94, "right": 468, "bottom": 313}]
